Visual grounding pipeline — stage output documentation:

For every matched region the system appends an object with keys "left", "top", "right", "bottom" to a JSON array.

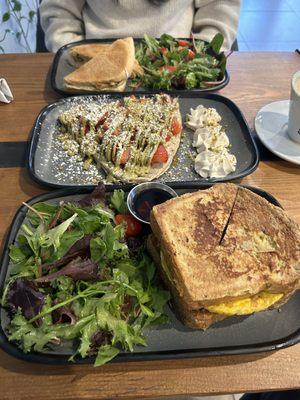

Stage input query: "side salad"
[
  {"left": 1, "top": 185, "right": 169, "bottom": 366},
  {"left": 133, "top": 33, "right": 227, "bottom": 90}
]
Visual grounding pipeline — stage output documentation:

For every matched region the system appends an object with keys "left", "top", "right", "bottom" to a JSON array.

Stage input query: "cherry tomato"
[
  {"left": 151, "top": 144, "right": 168, "bottom": 164},
  {"left": 165, "top": 133, "right": 171, "bottom": 142},
  {"left": 177, "top": 39, "right": 190, "bottom": 47},
  {"left": 159, "top": 65, "right": 176, "bottom": 73},
  {"left": 115, "top": 214, "right": 142, "bottom": 236},
  {"left": 171, "top": 118, "right": 182, "bottom": 136},
  {"left": 120, "top": 149, "right": 130, "bottom": 166},
  {"left": 160, "top": 47, "right": 168, "bottom": 55},
  {"left": 187, "top": 49, "right": 195, "bottom": 60}
]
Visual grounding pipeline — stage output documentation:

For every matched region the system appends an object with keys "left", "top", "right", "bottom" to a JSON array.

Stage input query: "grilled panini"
[{"left": 148, "top": 184, "right": 300, "bottom": 329}]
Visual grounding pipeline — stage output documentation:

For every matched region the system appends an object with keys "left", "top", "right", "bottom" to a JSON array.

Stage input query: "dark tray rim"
[
  {"left": 26, "top": 92, "right": 259, "bottom": 189},
  {"left": 51, "top": 38, "right": 230, "bottom": 97},
  {"left": 1, "top": 184, "right": 300, "bottom": 366}
]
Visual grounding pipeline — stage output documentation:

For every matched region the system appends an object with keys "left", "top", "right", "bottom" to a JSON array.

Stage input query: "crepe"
[{"left": 64, "top": 37, "right": 136, "bottom": 92}]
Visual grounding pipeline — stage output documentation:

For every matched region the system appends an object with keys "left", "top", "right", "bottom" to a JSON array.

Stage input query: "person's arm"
[
  {"left": 40, "top": 0, "right": 86, "bottom": 52},
  {"left": 193, "top": 0, "right": 241, "bottom": 51}
]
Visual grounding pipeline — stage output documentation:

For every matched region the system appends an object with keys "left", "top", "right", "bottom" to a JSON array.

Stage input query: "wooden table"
[{"left": 0, "top": 52, "right": 300, "bottom": 400}]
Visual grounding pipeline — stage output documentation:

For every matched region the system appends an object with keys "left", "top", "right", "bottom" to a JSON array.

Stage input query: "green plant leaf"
[
  {"left": 28, "top": 10, "right": 35, "bottom": 21},
  {"left": 209, "top": 33, "right": 224, "bottom": 54},
  {"left": 2, "top": 12, "right": 10, "bottom": 22},
  {"left": 13, "top": 1, "right": 22, "bottom": 12}
]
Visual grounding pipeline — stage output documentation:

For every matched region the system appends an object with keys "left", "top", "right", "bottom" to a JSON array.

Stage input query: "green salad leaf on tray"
[
  {"left": 1, "top": 184, "right": 170, "bottom": 366},
  {"left": 133, "top": 33, "right": 227, "bottom": 90}
]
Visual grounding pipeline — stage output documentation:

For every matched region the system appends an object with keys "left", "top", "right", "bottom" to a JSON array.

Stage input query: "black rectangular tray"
[
  {"left": 51, "top": 38, "right": 230, "bottom": 96},
  {"left": 1, "top": 184, "right": 300, "bottom": 365},
  {"left": 27, "top": 92, "right": 259, "bottom": 189}
]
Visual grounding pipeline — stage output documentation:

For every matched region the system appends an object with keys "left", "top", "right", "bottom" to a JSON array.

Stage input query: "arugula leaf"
[
  {"left": 9, "top": 245, "right": 28, "bottom": 263},
  {"left": 42, "top": 214, "right": 78, "bottom": 251},
  {"left": 110, "top": 190, "right": 128, "bottom": 213},
  {"left": 78, "top": 319, "right": 98, "bottom": 357},
  {"left": 95, "top": 345, "right": 120, "bottom": 366}
]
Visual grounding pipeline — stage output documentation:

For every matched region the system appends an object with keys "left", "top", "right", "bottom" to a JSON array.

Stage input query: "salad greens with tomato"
[
  {"left": 1, "top": 184, "right": 169, "bottom": 366},
  {"left": 133, "top": 33, "right": 227, "bottom": 90}
]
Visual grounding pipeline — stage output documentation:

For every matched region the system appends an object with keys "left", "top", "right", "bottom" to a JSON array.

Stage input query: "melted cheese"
[{"left": 206, "top": 292, "right": 284, "bottom": 316}]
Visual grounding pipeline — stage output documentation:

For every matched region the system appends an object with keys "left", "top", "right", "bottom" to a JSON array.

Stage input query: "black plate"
[
  {"left": 1, "top": 184, "right": 300, "bottom": 365},
  {"left": 27, "top": 92, "right": 259, "bottom": 189},
  {"left": 51, "top": 38, "right": 230, "bottom": 96}
]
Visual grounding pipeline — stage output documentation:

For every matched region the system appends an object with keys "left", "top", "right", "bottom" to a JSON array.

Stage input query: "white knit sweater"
[{"left": 40, "top": 0, "right": 240, "bottom": 52}]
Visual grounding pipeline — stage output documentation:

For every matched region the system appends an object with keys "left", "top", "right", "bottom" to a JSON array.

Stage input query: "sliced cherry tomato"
[
  {"left": 171, "top": 118, "right": 182, "bottom": 136},
  {"left": 159, "top": 65, "right": 176, "bottom": 73},
  {"left": 187, "top": 49, "right": 195, "bottom": 60},
  {"left": 165, "top": 133, "right": 171, "bottom": 142},
  {"left": 160, "top": 47, "right": 168, "bottom": 55},
  {"left": 120, "top": 149, "right": 130, "bottom": 166},
  {"left": 151, "top": 144, "right": 168, "bottom": 165},
  {"left": 115, "top": 214, "right": 142, "bottom": 237},
  {"left": 177, "top": 39, "right": 189, "bottom": 47}
]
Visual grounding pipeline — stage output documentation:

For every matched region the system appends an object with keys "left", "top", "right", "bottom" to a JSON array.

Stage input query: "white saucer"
[{"left": 255, "top": 100, "right": 300, "bottom": 165}]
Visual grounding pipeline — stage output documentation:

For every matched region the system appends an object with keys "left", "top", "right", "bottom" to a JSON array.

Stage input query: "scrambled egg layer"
[{"left": 206, "top": 292, "right": 284, "bottom": 316}]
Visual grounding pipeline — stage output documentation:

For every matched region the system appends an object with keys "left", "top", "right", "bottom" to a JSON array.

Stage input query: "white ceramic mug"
[{"left": 288, "top": 71, "right": 300, "bottom": 144}]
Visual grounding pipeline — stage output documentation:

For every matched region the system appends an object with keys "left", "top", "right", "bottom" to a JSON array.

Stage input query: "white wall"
[{"left": 0, "top": 0, "right": 37, "bottom": 53}]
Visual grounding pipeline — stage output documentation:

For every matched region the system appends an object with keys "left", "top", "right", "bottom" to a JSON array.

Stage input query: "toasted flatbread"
[{"left": 64, "top": 37, "right": 135, "bottom": 92}]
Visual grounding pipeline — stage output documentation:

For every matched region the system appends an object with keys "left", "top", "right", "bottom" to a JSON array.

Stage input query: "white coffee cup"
[{"left": 288, "top": 71, "right": 300, "bottom": 144}]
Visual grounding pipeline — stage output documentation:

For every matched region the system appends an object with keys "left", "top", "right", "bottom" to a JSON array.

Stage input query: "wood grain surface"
[{"left": 0, "top": 52, "right": 300, "bottom": 399}]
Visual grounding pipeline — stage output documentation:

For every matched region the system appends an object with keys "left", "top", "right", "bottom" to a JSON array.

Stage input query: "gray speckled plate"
[{"left": 27, "top": 92, "right": 259, "bottom": 188}]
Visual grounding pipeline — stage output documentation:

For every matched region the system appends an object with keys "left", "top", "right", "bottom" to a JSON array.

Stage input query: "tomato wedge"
[
  {"left": 120, "top": 149, "right": 130, "bottom": 166},
  {"left": 171, "top": 118, "right": 182, "bottom": 136},
  {"left": 159, "top": 65, "right": 176, "bottom": 73},
  {"left": 115, "top": 214, "right": 142, "bottom": 236},
  {"left": 160, "top": 47, "right": 168, "bottom": 55},
  {"left": 151, "top": 144, "right": 168, "bottom": 164},
  {"left": 177, "top": 39, "right": 189, "bottom": 47},
  {"left": 188, "top": 49, "right": 195, "bottom": 60}
]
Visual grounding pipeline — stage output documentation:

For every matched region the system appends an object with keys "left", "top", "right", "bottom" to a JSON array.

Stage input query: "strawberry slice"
[
  {"left": 120, "top": 149, "right": 130, "bottom": 166},
  {"left": 151, "top": 144, "right": 168, "bottom": 165},
  {"left": 171, "top": 118, "right": 182, "bottom": 136}
]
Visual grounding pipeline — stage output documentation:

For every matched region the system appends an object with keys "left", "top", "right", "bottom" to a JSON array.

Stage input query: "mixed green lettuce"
[
  {"left": 133, "top": 33, "right": 227, "bottom": 90},
  {"left": 1, "top": 187, "right": 169, "bottom": 366}
]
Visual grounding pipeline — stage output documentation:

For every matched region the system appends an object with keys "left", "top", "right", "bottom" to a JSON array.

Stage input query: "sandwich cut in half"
[
  {"left": 68, "top": 42, "right": 144, "bottom": 76},
  {"left": 148, "top": 183, "right": 300, "bottom": 329},
  {"left": 64, "top": 37, "right": 136, "bottom": 92}
]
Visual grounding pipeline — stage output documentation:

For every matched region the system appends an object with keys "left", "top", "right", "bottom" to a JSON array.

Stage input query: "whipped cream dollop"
[{"left": 186, "top": 105, "right": 237, "bottom": 178}]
